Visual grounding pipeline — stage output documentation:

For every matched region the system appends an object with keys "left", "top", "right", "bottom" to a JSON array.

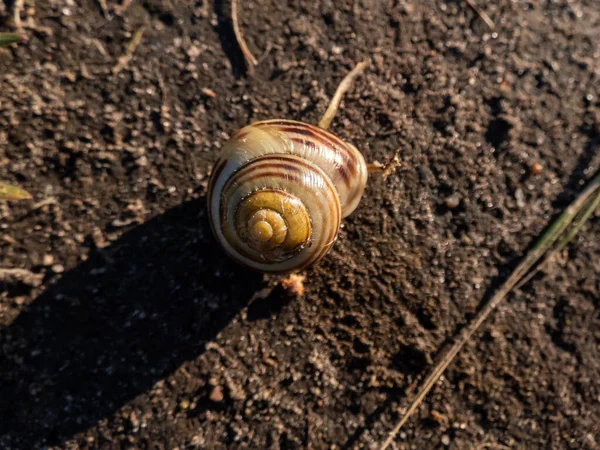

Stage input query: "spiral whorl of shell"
[{"left": 207, "top": 119, "right": 368, "bottom": 273}]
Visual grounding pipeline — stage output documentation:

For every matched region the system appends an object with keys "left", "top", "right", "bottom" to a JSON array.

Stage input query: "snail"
[
  {"left": 207, "top": 119, "right": 368, "bottom": 273},
  {"left": 207, "top": 61, "right": 376, "bottom": 274}
]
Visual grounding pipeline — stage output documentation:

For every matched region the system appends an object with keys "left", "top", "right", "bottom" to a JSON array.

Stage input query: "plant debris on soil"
[{"left": 0, "top": 1, "right": 599, "bottom": 450}]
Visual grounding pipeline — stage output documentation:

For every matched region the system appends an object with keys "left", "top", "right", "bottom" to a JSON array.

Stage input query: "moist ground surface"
[{"left": 0, "top": 1, "right": 599, "bottom": 449}]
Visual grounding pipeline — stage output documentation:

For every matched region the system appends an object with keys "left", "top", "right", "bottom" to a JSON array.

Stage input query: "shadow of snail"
[{"left": 0, "top": 198, "right": 263, "bottom": 447}]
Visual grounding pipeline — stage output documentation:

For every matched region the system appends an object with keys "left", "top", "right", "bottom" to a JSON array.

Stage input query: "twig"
[
  {"left": 464, "top": 0, "right": 495, "bottom": 30},
  {"left": 112, "top": 26, "right": 146, "bottom": 74},
  {"left": 378, "top": 171, "right": 600, "bottom": 450},
  {"left": 0, "top": 268, "right": 43, "bottom": 287},
  {"left": 114, "top": 0, "right": 134, "bottom": 15},
  {"left": 256, "top": 40, "right": 273, "bottom": 65},
  {"left": 318, "top": 60, "right": 369, "bottom": 130},
  {"left": 13, "top": 0, "right": 24, "bottom": 30},
  {"left": 231, "top": 0, "right": 257, "bottom": 73},
  {"left": 472, "top": 444, "right": 511, "bottom": 450},
  {"left": 156, "top": 71, "right": 171, "bottom": 132},
  {"left": 7, "top": 1, "right": 52, "bottom": 35},
  {"left": 31, "top": 196, "right": 58, "bottom": 210},
  {"left": 97, "top": 0, "right": 111, "bottom": 19}
]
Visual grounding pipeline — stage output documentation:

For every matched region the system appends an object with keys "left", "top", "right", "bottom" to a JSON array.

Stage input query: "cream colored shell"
[{"left": 207, "top": 119, "right": 368, "bottom": 273}]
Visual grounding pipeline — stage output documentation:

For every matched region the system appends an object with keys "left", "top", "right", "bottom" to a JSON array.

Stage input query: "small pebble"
[
  {"left": 209, "top": 386, "right": 224, "bottom": 403},
  {"left": 530, "top": 161, "right": 543, "bottom": 175},
  {"left": 186, "top": 45, "right": 202, "bottom": 59},
  {"left": 331, "top": 45, "right": 343, "bottom": 55},
  {"left": 445, "top": 195, "right": 460, "bottom": 209},
  {"left": 515, "top": 188, "right": 526, "bottom": 208},
  {"left": 129, "top": 411, "right": 140, "bottom": 428},
  {"left": 441, "top": 434, "right": 451, "bottom": 446},
  {"left": 281, "top": 274, "right": 306, "bottom": 296},
  {"left": 179, "top": 399, "right": 190, "bottom": 409},
  {"left": 201, "top": 87, "right": 217, "bottom": 98},
  {"left": 42, "top": 254, "right": 54, "bottom": 266},
  {"left": 449, "top": 95, "right": 461, "bottom": 106},
  {"left": 51, "top": 264, "right": 65, "bottom": 274}
]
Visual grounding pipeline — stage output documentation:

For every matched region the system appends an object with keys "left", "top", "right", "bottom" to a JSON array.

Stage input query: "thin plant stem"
[
  {"left": 516, "top": 172, "right": 600, "bottom": 289},
  {"left": 378, "top": 171, "right": 600, "bottom": 450},
  {"left": 112, "top": 26, "right": 146, "bottom": 75},
  {"left": 231, "top": 0, "right": 257, "bottom": 72},
  {"left": 464, "top": 0, "right": 495, "bottom": 30},
  {"left": 13, "top": 0, "right": 24, "bottom": 30},
  {"left": 318, "top": 60, "right": 369, "bottom": 130}
]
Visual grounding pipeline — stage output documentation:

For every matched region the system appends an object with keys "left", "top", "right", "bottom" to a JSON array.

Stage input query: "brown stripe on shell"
[
  {"left": 253, "top": 119, "right": 297, "bottom": 127},
  {"left": 207, "top": 158, "right": 227, "bottom": 212},
  {"left": 220, "top": 155, "right": 341, "bottom": 269},
  {"left": 294, "top": 221, "right": 338, "bottom": 271},
  {"left": 274, "top": 125, "right": 359, "bottom": 177},
  {"left": 253, "top": 120, "right": 361, "bottom": 179},
  {"left": 255, "top": 120, "right": 353, "bottom": 158},
  {"left": 255, "top": 119, "right": 294, "bottom": 124},
  {"left": 242, "top": 162, "right": 307, "bottom": 178},
  {"left": 221, "top": 154, "right": 341, "bottom": 215},
  {"left": 258, "top": 120, "right": 358, "bottom": 162},
  {"left": 225, "top": 154, "right": 332, "bottom": 185},
  {"left": 289, "top": 136, "right": 352, "bottom": 189},
  {"left": 234, "top": 170, "right": 307, "bottom": 187},
  {"left": 232, "top": 129, "right": 251, "bottom": 140}
]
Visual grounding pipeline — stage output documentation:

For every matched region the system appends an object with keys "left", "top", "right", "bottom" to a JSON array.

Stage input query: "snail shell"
[{"left": 207, "top": 119, "right": 368, "bottom": 273}]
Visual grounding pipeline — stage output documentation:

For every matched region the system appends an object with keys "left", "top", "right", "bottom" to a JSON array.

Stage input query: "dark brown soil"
[{"left": 1, "top": 1, "right": 599, "bottom": 449}]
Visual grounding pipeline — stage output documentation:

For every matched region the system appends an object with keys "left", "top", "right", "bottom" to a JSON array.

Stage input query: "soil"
[{"left": 0, "top": 0, "right": 599, "bottom": 449}]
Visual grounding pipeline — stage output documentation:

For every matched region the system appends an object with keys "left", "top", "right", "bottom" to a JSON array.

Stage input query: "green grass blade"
[
  {"left": 514, "top": 172, "right": 600, "bottom": 289},
  {"left": 0, "top": 33, "right": 22, "bottom": 47},
  {"left": 0, "top": 183, "right": 32, "bottom": 200},
  {"left": 554, "top": 174, "right": 600, "bottom": 251}
]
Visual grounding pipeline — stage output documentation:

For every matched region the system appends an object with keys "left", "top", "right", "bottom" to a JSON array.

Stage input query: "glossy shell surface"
[{"left": 207, "top": 119, "right": 368, "bottom": 273}]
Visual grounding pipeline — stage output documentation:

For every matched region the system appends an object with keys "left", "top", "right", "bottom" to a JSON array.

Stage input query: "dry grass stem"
[
  {"left": 378, "top": 171, "right": 600, "bottom": 450},
  {"left": 465, "top": 0, "right": 495, "bottom": 30},
  {"left": 367, "top": 163, "right": 384, "bottom": 173},
  {"left": 318, "top": 60, "right": 369, "bottom": 130},
  {"left": 13, "top": 0, "right": 25, "bottom": 30},
  {"left": 472, "top": 444, "right": 511, "bottom": 450},
  {"left": 231, "top": 0, "right": 258, "bottom": 72},
  {"left": 156, "top": 72, "right": 171, "bottom": 131},
  {"left": 256, "top": 41, "right": 273, "bottom": 65},
  {"left": 97, "top": 0, "right": 111, "bottom": 19},
  {"left": 113, "top": 26, "right": 146, "bottom": 74}
]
